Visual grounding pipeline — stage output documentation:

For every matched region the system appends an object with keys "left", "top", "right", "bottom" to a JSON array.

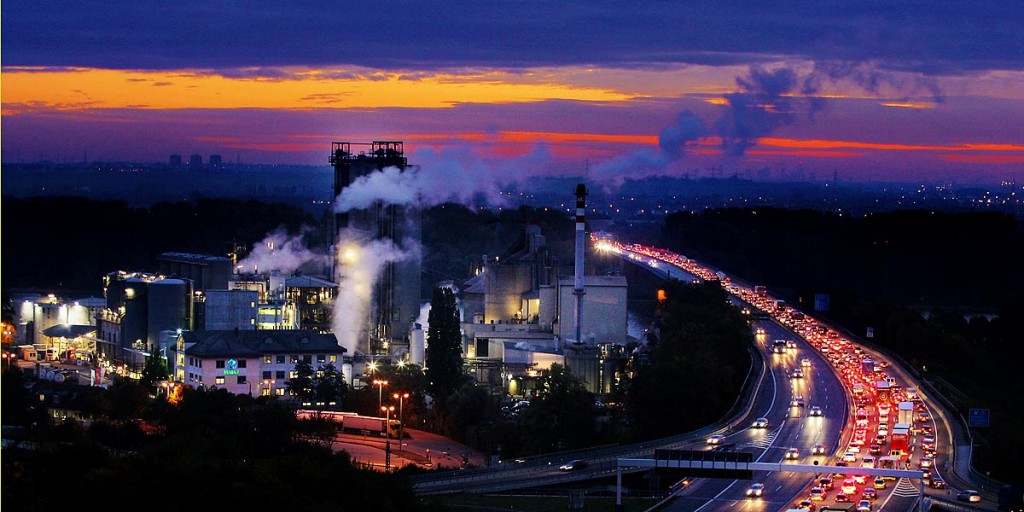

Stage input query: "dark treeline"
[
  {"left": 1, "top": 370, "right": 428, "bottom": 512},
  {"left": 2, "top": 196, "right": 317, "bottom": 294},
  {"left": 628, "top": 281, "right": 754, "bottom": 439},
  {"left": 657, "top": 207, "right": 1024, "bottom": 481}
]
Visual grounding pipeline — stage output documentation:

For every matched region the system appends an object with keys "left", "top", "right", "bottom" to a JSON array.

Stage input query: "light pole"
[
  {"left": 381, "top": 405, "right": 395, "bottom": 472},
  {"left": 393, "top": 392, "right": 409, "bottom": 446},
  {"left": 373, "top": 378, "right": 389, "bottom": 411}
]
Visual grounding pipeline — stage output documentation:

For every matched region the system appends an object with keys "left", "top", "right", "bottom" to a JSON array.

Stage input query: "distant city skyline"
[{"left": 2, "top": 1, "right": 1022, "bottom": 184}]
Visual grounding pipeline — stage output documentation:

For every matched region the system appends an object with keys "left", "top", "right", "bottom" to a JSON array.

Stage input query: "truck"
[
  {"left": 790, "top": 311, "right": 805, "bottom": 322},
  {"left": 876, "top": 380, "right": 891, "bottom": 403},
  {"left": 862, "top": 358, "right": 875, "bottom": 375},
  {"left": 820, "top": 504, "right": 857, "bottom": 512},
  {"left": 297, "top": 409, "right": 401, "bottom": 438},
  {"left": 775, "top": 300, "right": 786, "bottom": 312},
  {"left": 897, "top": 401, "right": 914, "bottom": 425},
  {"left": 754, "top": 285, "right": 767, "bottom": 297},
  {"left": 890, "top": 425, "right": 910, "bottom": 460}
]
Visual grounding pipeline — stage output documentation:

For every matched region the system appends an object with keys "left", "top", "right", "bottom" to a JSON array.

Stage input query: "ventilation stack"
[{"left": 573, "top": 183, "right": 587, "bottom": 344}]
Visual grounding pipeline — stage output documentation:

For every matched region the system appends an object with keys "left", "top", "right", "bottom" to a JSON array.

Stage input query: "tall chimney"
[{"left": 573, "top": 183, "right": 587, "bottom": 344}]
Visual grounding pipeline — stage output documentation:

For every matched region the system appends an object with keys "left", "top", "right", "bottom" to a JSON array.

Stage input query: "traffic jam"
[{"left": 600, "top": 237, "right": 948, "bottom": 510}]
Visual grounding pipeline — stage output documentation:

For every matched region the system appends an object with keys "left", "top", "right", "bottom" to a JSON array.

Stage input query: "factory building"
[
  {"left": 14, "top": 294, "right": 108, "bottom": 361},
  {"left": 330, "top": 141, "right": 421, "bottom": 355},
  {"left": 174, "top": 329, "right": 345, "bottom": 397},
  {"left": 157, "top": 252, "right": 232, "bottom": 292},
  {"left": 97, "top": 271, "right": 194, "bottom": 369},
  {"left": 460, "top": 217, "right": 629, "bottom": 395},
  {"left": 203, "top": 290, "right": 258, "bottom": 330}
]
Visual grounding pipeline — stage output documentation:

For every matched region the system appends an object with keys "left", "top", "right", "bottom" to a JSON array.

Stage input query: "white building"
[{"left": 175, "top": 330, "right": 346, "bottom": 397}]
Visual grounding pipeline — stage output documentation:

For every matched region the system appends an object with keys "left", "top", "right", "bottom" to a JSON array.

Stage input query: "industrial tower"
[{"left": 330, "top": 141, "right": 421, "bottom": 355}]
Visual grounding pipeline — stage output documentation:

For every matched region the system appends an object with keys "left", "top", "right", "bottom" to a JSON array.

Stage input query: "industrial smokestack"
[{"left": 573, "top": 183, "right": 587, "bottom": 344}]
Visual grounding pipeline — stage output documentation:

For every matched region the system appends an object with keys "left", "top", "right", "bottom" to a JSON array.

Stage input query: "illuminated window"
[
  {"left": 329, "top": 355, "right": 337, "bottom": 363},
  {"left": 289, "top": 371, "right": 297, "bottom": 379},
  {"left": 263, "top": 355, "right": 272, "bottom": 364},
  {"left": 261, "top": 388, "right": 271, "bottom": 396},
  {"left": 290, "top": 355, "right": 298, "bottom": 364},
  {"left": 274, "top": 388, "right": 285, "bottom": 396},
  {"left": 215, "top": 376, "right": 225, "bottom": 385}
]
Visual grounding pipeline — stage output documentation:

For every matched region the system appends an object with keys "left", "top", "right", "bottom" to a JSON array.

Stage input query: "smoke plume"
[
  {"left": 591, "top": 110, "right": 707, "bottom": 186},
  {"left": 331, "top": 231, "right": 421, "bottom": 355},
  {"left": 237, "top": 227, "right": 327, "bottom": 275},
  {"left": 334, "top": 145, "right": 554, "bottom": 212}
]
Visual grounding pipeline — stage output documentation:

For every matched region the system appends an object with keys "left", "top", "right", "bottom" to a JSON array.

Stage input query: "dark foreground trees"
[{"left": 1, "top": 376, "right": 424, "bottom": 512}]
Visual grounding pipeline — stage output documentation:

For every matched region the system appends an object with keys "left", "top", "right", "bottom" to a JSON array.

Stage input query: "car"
[
  {"left": 853, "top": 474, "right": 868, "bottom": 485},
  {"left": 957, "top": 490, "right": 982, "bottom": 503},
  {"left": 835, "top": 493, "right": 850, "bottom": 502},
  {"left": 929, "top": 477, "right": 946, "bottom": 489},
  {"left": 921, "top": 468, "right": 932, "bottom": 480},
  {"left": 792, "top": 396, "right": 805, "bottom": 407},
  {"left": 857, "top": 499, "right": 873, "bottom": 511},
  {"left": 843, "top": 451, "right": 857, "bottom": 462},
  {"left": 809, "top": 487, "right": 825, "bottom": 501},
  {"left": 847, "top": 444, "right": 861, "bottom": 454},
  {"left": 746, "top": 483, "right": 765, "bottom": 498},
  {"left": 796, "top": 499, "right": 816, "bottom": 510},
  {"left": 755, "top": 327, "right": 766, "bottom": 335},
  {"left": 791, "top": 368, "right": 804, "bottom": 379},
  {"left": 819, "top": 476, "right": 834, "bottom": 489},
  {"left": 785, "top": 447, "right": 800, "bottom": 460},
  {"left": 919, "top": 457, "right": 933, "bottom": 468},
  {"left": 812, "top": 443, "right": 826, "bottom": 455},
  {"left": 862, "top": 487, "right": 878, "bottom": 500},
  {"left": 841, "top": 478, "right": 857, "bottom": 494},
  {"left": 707, "top": 434, "right": 724, "bottom": 445},
  {"left": 873, "top": 477, "right": 886, "bottom": 489},
  {"left": 869, "top": 444, "right": 882, "bottom": 455},
  {"left": 752, "top": 417, "right": 769, "bottom": 428},
  {"left": 836, "top": 460, "right": 848, "bottom": 467},
  {"left": 559, "top": 459, "right": 587, "bottom": 471},
  {"left": 809, "top": 406, "right": 823, "bottom": 416},
  {"left": 801, "top": 358, "right": 812, "bottom": 367}
]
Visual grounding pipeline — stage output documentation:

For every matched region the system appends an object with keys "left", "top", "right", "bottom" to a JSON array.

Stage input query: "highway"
[
  {"left": 613, "top": 240, "right": 992, "bottom": 511},
  {"left": 658, "top": 318, "right": 848, "bottom": 512}
]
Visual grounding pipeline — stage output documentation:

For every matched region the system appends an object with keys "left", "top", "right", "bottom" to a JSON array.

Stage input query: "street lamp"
[
  {"left": 373, "top": 378, "right": 389, "bottom": 411},
  {"left": 381, "top": 405, "right": 395, "bottom": 472},
  {"left": 393, "top": 392, "right": 410, "bottom": 446}
]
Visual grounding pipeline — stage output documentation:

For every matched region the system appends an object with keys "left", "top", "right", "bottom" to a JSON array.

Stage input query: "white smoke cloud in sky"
[
  {"left": 333, "top": 144, "right": 555, "bottom": 213},
  {"left": 331, "top": 230, "right": 421, "bottom": 355},
  {"left": 236, "top": 227, "right": 327, "bottom": 275}
]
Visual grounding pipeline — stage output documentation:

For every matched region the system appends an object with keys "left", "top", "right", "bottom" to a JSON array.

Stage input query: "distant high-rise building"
[
  {"left": 189, "top": 154, "right": 202, "bottom": 167},
  {"left": 330, "top": 141, "right": 421, "bottom": 355},
  {"left": 170, "top": 154, "right": 182, "bottom": 166},
  {"left": 209, "top": 154, "right": 222, "bottom": 168}
]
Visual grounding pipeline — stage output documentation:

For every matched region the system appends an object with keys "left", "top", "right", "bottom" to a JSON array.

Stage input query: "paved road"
[{"left": 661, "top": 319, "right": 848, "bottom": 512}]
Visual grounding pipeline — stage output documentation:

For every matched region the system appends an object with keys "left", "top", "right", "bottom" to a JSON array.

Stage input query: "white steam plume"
[
  {"left": 333, "top": 145, "right": 554, "bottom": 212},
  {"left": 237, "top": 227, "right": 327, "bottom": 275},
  {"left": 331, "top": 231, "right": 421, "bottom": 355}
]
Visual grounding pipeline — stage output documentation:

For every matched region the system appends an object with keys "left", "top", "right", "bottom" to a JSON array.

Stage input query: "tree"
[
  {"left": 286, "top": 360, "right": 315, "bottom": 405},
  {"left": 517, "top": 364, "right": 597, "bottom": 453},
  {"left": 313, "top": 363, "right": 348, "bottom": 408},
  {"left": 425, "top": 287, "right": 465, "bottom": 406},
  {"left": 140, "top": 352, "right": 169, "bottom": 389}
]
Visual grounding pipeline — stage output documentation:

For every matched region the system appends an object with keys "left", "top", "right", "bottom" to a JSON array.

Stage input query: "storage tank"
[
  {"left": 147, "top": 279, "right": 191, "bottom": 351},
  {"left": 410, "top": 323, "right": 425, "bottom": 366},
  {"left": 122, "top": 277, "right": 150, "bottom": 350}
]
